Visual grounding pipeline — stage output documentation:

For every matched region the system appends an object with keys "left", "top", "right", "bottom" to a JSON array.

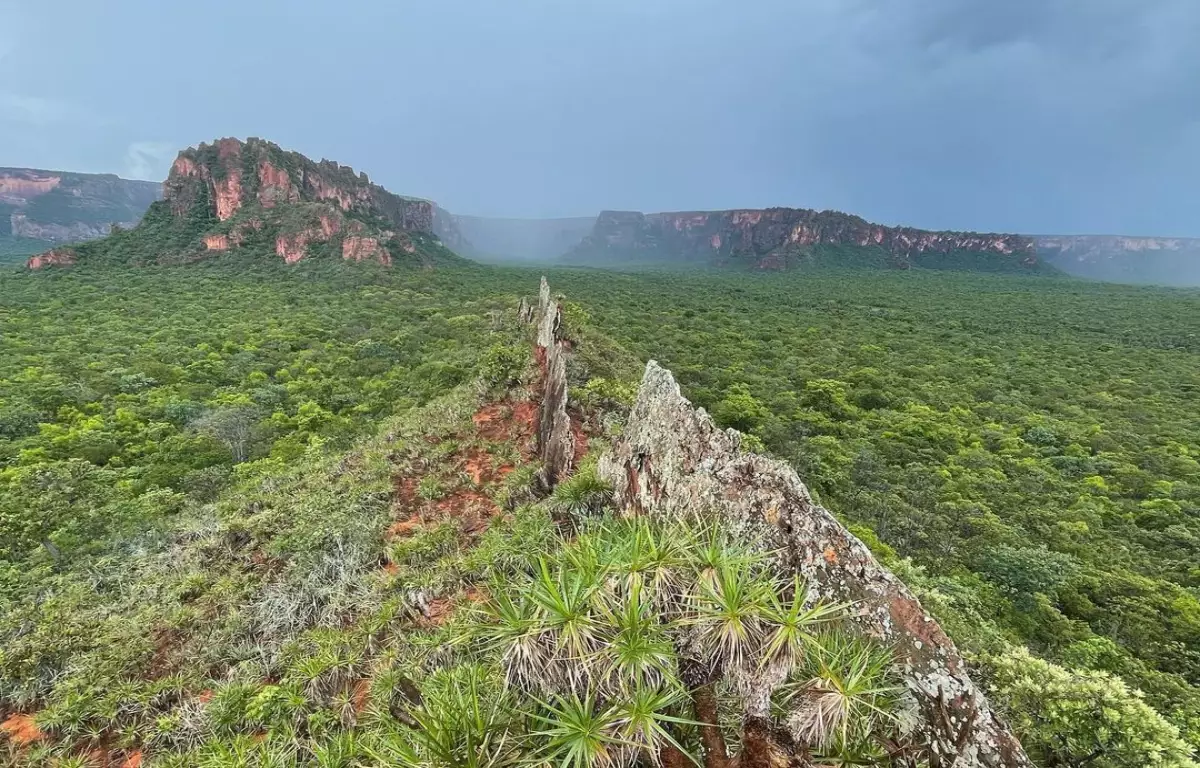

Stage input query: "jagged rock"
[
  {"left": 599, "top": 361, "right": 1032, "bottom": 768},
  {"left": 534, "top": 277, "right": 574, "bottom": 489},
  {"left": 517, "top": 297, "right": 534, "bottom": 324}
]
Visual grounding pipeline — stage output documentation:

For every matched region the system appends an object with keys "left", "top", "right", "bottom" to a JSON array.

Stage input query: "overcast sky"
[{"left": 2, "top": 0, "right": 1197, "bottom": 235}]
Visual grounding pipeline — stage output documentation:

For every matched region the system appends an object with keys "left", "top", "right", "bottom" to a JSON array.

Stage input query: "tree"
[
  {"left": 981, "top": 645, "right": 1197, "bottom": 768},
  {"left": 191, "top": 405, "right": 263, "bottom": 463}
]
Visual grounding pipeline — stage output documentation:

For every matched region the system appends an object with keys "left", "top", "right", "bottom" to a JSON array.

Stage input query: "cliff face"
[
  {"left": 0, "top": 167, "right": 160, "bottom": 243},
  {"left": 29, "top": 138, "right": 461, "bottom": 269},
  {"left": 1036, "top": 235, "right": 1200, "bottom": 286},
  {"left": 566, "top": 208, "right": 1039, "bottom": 271}
]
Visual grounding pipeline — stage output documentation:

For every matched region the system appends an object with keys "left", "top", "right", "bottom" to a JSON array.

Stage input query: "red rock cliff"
[
  {"left": 162, "top": 138, "right": 435, "bottom": 234},
  {"left": 567, "top": 208, "right": 1038, "bottom": 270}
]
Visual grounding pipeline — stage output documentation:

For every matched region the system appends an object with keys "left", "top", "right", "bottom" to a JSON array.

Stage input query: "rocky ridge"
[
  {"left": 566, "top": 208, "right": 1039, "bottom": 271},
  {"left": 528, "top": 276, "right": 1030, "bottom": 765}
]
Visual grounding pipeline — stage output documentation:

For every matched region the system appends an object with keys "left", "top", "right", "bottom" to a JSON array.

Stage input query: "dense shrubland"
[{"left": 0, "top": 257, "right": 1197, "bottom": 766}]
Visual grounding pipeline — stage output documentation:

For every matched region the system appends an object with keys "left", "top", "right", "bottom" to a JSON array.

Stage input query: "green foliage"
[
  {"left": 541, "top": 265, "right": 1200, "bottom": 747},
  {"left": 981, "top": 645, "right": 1198, "bottom": 768},
  {"left": 2, "top": 253, "right": 1198, "bottom": 765}
]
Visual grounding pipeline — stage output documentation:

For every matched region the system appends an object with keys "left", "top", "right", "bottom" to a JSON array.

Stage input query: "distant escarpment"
[
  {"left": 1036, "top": 235, "right": 1200, "bottom": 286},
  {"left": 0, "top": 168, "right": 160, "bottom": 262},
  {"left": 27, "top": 138, "right": 463, "bottom": 269},
  {"left": 565, "top": 208, "right": 1041, "bottom": 272}
]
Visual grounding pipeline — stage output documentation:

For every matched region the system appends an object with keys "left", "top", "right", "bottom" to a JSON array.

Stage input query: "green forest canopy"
[{"left": 0, "top": 257, "right": 1198, "bottom": 765}]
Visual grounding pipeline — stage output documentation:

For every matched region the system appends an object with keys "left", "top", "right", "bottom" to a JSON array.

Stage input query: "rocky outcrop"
[
  {"left": 567, "top": 209, "right": 1038, "bottom": 271},
  {"left": 203, "top": 234, "right": 231, "bottom": 252},
  {"left": 26, "top": 247, "right": 78, "bottom": 270},
  {"left": 163, "top": 138, "right": 435, "bottom": 237},
  {"left": 1036, "top": 234, "right": 1200, "bottom": 286},
  {"left": 23, "top": 137, "right": 465, "bottom": 270},
  {"left": 342, "top": 235, "right": 393, "bottom": 265},
  {"left": 0, "top": 167, "right": 160, "bottom": 244},
  {"left": 533, "top": 277, "right": 575, "bottom": 489},
  {"left": 599, "top": 362, "right": 1031, "bottom": 767}
]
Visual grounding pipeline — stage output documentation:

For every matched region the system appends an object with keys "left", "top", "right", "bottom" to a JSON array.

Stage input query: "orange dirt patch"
[
  {"left": 1, "top": 714, "right": 44, "bottom": 745},
  {"left": 198, "top": 690, "right": 215, "bottom": 703},
  {"left": 421, "top": 597, "right": 454, "bottom": 626},
  {"left": 394, "top": 475, "right": 418, "bottom": 507},
  {"left": 570, "top": 415, "right": 589, "bottom": 464},
  {"left": 463, "top": 449, "right": 492, "bottom": 485},
  {"left": 122, "top": 750, "right": 145, "bottom": 768},
  {"left": 434, "top": 490, "right": 499, "bottom": 534},
  {"left": 352, "top": 679, "right": 372, "bottom": 714},
  {"left": 472, "top": 399, "right": 538, "bottom": 457},
  {"left": 386, "top": 518, "right": 423, "bottom": 540},
  {"left": 381, "top": 562, "right": 400, "bottom": 576}
]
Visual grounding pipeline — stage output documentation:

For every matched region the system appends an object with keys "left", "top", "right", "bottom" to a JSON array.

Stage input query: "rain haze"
[{"left": 2, "top": 0, "right": 1198, "bottom": 236}]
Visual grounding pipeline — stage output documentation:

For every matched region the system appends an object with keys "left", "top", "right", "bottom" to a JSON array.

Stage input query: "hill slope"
[
  {"left": 26, "top": 138, "right": 465, "bottom": 269},
  {"left": 565, "top": 208, "right": 1044, "bottom": 272}
]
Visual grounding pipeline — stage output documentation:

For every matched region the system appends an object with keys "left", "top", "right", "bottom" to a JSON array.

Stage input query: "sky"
[{"left": 2, "top": 0, "right": 1198, "bottom": 236}]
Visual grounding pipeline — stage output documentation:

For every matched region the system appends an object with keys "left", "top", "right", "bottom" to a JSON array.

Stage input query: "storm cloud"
[{"left": 1, "top": 0, "right": 1197, "bottom": 235}]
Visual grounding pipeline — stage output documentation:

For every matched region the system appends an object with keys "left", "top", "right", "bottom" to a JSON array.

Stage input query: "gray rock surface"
[{"left": 534, "top": 277, "right": 574, "bottom": 489}]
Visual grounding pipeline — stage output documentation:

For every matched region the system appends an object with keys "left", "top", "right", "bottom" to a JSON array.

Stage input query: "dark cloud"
[{"left": 0, "top": 0, "right": 1197, "bottom": 235}]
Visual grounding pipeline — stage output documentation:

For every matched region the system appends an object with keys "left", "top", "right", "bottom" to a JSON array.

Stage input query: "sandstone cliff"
[
  {"left": 599, "top": 359, "right": 1032, "bottom": 766},
  {"left": 566, "top": 209, "right": 1039, "bottom": 271},
  {"left": 28, "top": 138, "right": 462, "bottom": 269},
  {"left": 1036, "top": 234, "right": 1200, "bottom": 286},
  {"left": 0, "top": 167, "right": 160, "bottom": 244}
]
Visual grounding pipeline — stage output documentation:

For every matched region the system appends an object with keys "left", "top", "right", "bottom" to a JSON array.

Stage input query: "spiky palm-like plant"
[
  {"left": 548, "top": 465, "right": 613, "bottom": 523},
  {"left": 531, "top": 693, "right": 626, "bottom": 768},
  {"left": 683, "top": 558, "right": 773, "bottom": 673},
  {"left": 777, "top": 635, "right": 900, "bottom": 755},
  {"left": 759, "top": 577, "right": 845, "bottom": 674},
  {"left": 593, "top": 578, "right": 677, "bottom": 695},
  {"left": 362, "top": 665, "right": 523, "bottom": 768}
]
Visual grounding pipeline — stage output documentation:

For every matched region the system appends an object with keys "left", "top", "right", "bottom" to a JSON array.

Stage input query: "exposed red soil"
[
  {"left": 122, "top": 750, "right": 145, "bottom": 768},
  {"left": 1, "top": 714, "right": 44, "bottom": 745},
  {"left": 352, "top": 679, "right": 372, "bottom": 713},
  {"left": 386, "top": 518, "right": 423, "bottom": 540},
  {"left": 434, "top": 490, "right": 499, "bottom": 535},
  {"left": 148, "top": 626, "right": 184, "bottom": 679},
  {"left": 420, "top": 597, "right": 454, "bottom": 627},
  {"left": 570, "top": 414, "right": 590, "bottom": 465},
  {"left": 197, "top": 690, "right": 215, "bottom": 704},
  {"left": 472, "top": 399, "right": 538, "bottom": 456}
]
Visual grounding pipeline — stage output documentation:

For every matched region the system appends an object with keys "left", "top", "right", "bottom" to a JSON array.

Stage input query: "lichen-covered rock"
[
  {"left": 599, "top": 361, "right": 1032, "bottom": 767},
  {"left": 534, "top": 278, "right": 574, "bottom": 489}
]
